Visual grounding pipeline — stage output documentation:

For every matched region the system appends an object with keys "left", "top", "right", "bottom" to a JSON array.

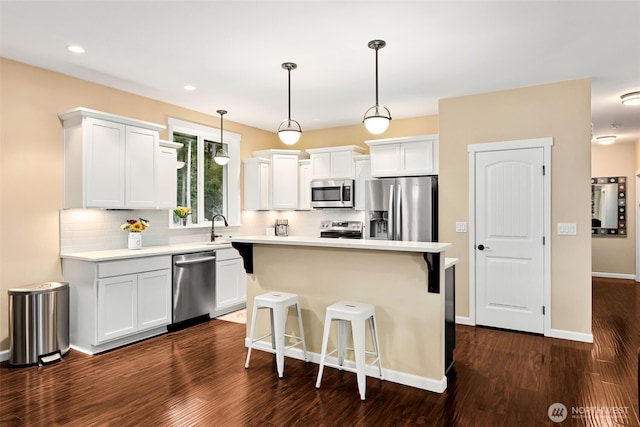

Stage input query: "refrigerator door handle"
[
  {"left": 396, "top": 183, "right": 402, "bottom": 241},
  {"left": 388, "top": 184, "right": 394, "bottom": 240}
]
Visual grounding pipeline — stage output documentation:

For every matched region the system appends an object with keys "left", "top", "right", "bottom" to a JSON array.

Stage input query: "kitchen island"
[{"left": 230, "top": 235, "right": 454, "bottom": 393}]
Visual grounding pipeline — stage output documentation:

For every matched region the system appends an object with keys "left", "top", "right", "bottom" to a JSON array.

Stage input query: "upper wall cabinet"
[
  {"left": 365, "top": 134, "right": 438, "bottom": 177},
  {"left": 306, "top": 145, "right": 366, "bottom": 179},
  {"left": 157, "top": 140, "right": 182, "bottom": 209},
  {"left": 58, "top": 108, "right": 166, "bottom": 209}
]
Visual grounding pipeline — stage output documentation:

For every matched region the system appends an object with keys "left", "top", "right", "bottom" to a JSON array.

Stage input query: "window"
[{"left": 168, "top": 118, "right": 241, "bottom": 227}]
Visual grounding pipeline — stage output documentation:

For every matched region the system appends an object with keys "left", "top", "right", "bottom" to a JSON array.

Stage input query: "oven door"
[{"left": 310, "top": 179, "right": 354, "bottom": 208}]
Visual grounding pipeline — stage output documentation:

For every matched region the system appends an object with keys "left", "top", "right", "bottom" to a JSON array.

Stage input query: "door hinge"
[
  {"left": 542, "top": 236, "right": 546, "bottom": 245},
  {"left": 542, "top": 165, "right": 546, "bottom": 176},
  {"left": 542, "top": 306, "right": 546, "bottom": 315}
]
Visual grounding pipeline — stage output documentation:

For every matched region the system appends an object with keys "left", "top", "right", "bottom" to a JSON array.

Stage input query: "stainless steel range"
[{"left": 319, "top": 220, "right": 363, "bottom": 239}]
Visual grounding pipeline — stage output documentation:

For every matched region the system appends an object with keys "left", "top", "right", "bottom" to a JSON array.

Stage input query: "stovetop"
[{"left": 319, "top": 221, "right": 363, "bottom": 239}]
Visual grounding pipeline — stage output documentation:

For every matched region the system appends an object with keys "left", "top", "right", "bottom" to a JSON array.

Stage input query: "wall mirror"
[{"left": 591, "top": 176, "right": 626, "bottom": 237}]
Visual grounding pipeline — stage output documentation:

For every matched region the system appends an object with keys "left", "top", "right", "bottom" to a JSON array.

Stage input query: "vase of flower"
[
  {"left": 174, "top": 206, "right": 191, "bottom": 227},
  {"left": 121, "top": 218, "right": 149, "bottom": 249},
  {"left": 128, "top": 232, "right": 142, "bottom": 250}
]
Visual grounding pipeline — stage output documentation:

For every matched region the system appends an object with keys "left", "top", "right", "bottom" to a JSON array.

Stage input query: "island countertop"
[{"left": 230, "top": 235, "right": 451, "bottom": 253}]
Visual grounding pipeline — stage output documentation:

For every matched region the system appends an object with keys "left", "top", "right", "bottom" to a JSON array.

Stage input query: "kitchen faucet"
[{"left": 211, "top": 213, "right": 228, "bottom": 242}]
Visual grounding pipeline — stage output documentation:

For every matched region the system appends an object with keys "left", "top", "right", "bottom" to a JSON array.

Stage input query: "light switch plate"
[
  {"left": 455, "top": 222, "right": 467, "bottom": 233},
  {"left": 557, "top": 223, "right": 577, "bottom": 235}
]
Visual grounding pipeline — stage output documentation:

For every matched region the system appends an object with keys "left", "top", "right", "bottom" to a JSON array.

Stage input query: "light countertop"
[
  {"left": 230, "top": 235, "right": 451, "bottom": 253},
  {"left": 60, "top": 241, "right": 232, "bottom": 261}
]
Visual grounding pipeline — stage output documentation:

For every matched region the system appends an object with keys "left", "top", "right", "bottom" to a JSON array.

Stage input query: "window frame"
[{"left": 167, "top": 117, "right": 241, "bottom": 227}]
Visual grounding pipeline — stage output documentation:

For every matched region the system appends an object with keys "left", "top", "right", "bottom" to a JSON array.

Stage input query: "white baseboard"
[
  {"left": 455, "top": 316, "right": 475, "bottom": 326},
  {"left": 244, "top": 338, "right": 447, "bottom": 394},
  {"left": 548, "top": 328, "right": 593, "bottom": 343},
  {"left": 0, "top": 349, "right": 8, "bottom": 363},
  {"left": 592, "top": 272, "right": 635, "bottom": 280}
]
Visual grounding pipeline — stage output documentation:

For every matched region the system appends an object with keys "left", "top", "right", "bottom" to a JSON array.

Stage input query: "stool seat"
[
  {"left": 245, "top": 291, "right": 308, "bottom": 378},
  {"left": 316, "top": 300, "right": 383, "bottom": 400}
]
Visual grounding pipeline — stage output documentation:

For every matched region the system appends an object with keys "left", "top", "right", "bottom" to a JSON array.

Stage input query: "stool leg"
[
  {"left": 295, "top": 303, "right": 309, "bottom": 362},
  {"left": 351, "top": 318, "right": 367, "bottom": 400},
  {"left": 337, "top": 319, "right": 348, "bottom": 367},
  {"left": 370, "top": 316, "right": 383, "bottom": 380},
  {"left": 273, "top": 305, "right": 287, "bottom": 378},
  {"left": 245, "top": 302, "right": 260, "bottom": 369},
  {"left": 315, "top": 312, "right": 332, "bottom": 389}
]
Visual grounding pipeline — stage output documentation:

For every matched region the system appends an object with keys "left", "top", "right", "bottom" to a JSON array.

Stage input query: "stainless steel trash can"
[{"left": 8, "top": 282, "right": 70, "bottom": 366}]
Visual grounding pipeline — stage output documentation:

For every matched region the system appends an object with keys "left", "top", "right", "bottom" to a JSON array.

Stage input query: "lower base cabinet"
[
  {"left": 213, "top": 248, "right": 247, "bottom": 317},
  {"left": 64, "top": 255, "right": 172, "bottom": 354}
]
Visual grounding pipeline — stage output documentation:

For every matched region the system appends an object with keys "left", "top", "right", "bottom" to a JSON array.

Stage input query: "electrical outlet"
[
  {"left": 557, "top": 223, "right": 577, "bottom": 235},
  {"left": 455, "top": 222, "right": 467, "bottom": 233}
]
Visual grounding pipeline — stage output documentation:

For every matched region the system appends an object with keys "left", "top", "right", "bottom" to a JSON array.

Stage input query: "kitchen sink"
[{"left": 204, "top": 240, "right": 231, "bottom": 246}]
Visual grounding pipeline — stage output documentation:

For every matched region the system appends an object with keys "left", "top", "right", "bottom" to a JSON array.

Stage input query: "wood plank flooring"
[{"left": 1, "top": 277, "right": 638, "bottom": 426}]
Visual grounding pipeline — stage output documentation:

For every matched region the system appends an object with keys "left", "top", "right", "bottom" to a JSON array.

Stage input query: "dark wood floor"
[{"left": 1, "top": 277, "right": 638, "bottom": 426}]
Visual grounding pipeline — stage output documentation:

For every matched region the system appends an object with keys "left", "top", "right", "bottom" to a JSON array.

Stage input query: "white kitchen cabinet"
[
  {"left": 243, "top": 157, "right": 271, "bottom": 210},
  {"left": 365, "top": 134, "right": 438, "bottom": 177},
  {"left": 63, "top": 255, "right": 172, "bottom": 354},
  {"left": 213, "top": 248, "right": 246, "bottom": 317},
  {"left": 58, "top": 107, "right": 165, "bottom": 209},
  {"left": 245, "top": 149, "right": 307, "bottom": 211},
  {"left": 306, "top": 145, "right": 366, "bottom": 179},
  {"left": 354, "top": 155, "right": 371, "bottom": 211},
  {"left": 298, "top": 159, "right": 312, "bottom": 210},
  {"left": 156, "top": 140, "right": 182, "bottom": 209}
]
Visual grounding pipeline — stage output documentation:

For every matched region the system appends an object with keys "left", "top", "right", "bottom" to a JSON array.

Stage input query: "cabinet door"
[
  {"left": 354, "top": 158, "right": 371, "bottom": 211},
  {"left": 125, "top": 126, "right": 158, "bottom": 208},
  {"left": 298, "top": 162, "right": 312, "bottom": 210},
  {"left": 259, "top": 162, "right": 270, "bottom": 210},
  {"left": 401, "top": 140, "right": 436, "bottom": 176},
  {"left": 137, "top": 269, "right": 172, "bottom": 330},
  {"left": 271, "top": 154, "right": 299, "bottom": 209},
  {"left": 156, "top": 146, "right": 177, "bottom": 209},
  {"left": 216, "top": 259, "right": 243, "bottom": 310},
  {"left": 331, "top": 151, "right": 354, "bottom": 178},
  {"left": 97, "top": 274, "right": 137, "bottom": 343},
  {"left": 370, "top": 144, "right": 401, "bottom": 177},
  {"left": 310, "top": 152, "right": 331, "bottom": 179},
  {"left": 85, "top": 118, "right": 126, "bottom": 207}
]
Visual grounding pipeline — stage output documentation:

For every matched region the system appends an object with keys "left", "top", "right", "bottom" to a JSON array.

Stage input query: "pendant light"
[
  {"left": 621, "top": 91, "right": 640, "bottom": 106},
  {"left": 363, "top": 40, "right": 392, "bottom": 135},
  {"left": 214, "top": 110, "right": 230, "bottom": 165},
  {"left": 278, "top": 62, "right": 302, "bottom": 145}
]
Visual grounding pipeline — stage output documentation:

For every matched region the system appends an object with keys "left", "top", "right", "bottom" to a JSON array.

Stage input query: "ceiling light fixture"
[
  {"left": 620, "top": 91, "right": 640, "bottom": 106},
  {"left": 596, "top": 135, "right": 616, "bottom": 145},
  {"left": 277, "top": 62, "right": 301, "bottom": 145},
  {"left": 363, "top": 39, "right": 392, "bottom": 135},
  {"left": 214, "top": 110, "right": 230, "bottom": 165},
  {"left": 66, "top": 45, "right": 85, "bottom": 54},
  {"left": 184, "top": 85, "right": 196, "bottom": 91}
]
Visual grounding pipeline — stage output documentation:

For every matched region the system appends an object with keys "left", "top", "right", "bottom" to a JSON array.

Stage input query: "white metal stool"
[
  {"left": 245, "top": 291, "right": 308, "bottom": 378},
  {"left": 315, "top": 301, "right": 383, "bottom": 400}
]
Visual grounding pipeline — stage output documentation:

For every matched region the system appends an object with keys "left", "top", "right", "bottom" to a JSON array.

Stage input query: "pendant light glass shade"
[
  {"left": 214, "top": 110, "right": 230, "bottom": 165},
  {"left": 278, "top": 62, "right": 301, "bottom": 145},
  {"left": 363, "top": 40, "right": 391, "bottom": 134},
  {"left": 621, "top": 91, "right": 640, "bottom": 106}
]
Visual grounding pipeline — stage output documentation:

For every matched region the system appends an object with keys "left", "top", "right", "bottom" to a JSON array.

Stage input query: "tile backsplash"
[{"left": 59, "top": 208, "right": 364, "bottom": 253}]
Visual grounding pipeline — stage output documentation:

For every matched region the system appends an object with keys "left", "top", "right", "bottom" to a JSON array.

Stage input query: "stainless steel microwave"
[{"left": 310, "top": 179, "right": 355, "bottom": 208}]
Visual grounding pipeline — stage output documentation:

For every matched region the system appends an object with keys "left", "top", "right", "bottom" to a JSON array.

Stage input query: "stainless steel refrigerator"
[{"left": 365, "top": 176, "right": 438, "bottom": 242}]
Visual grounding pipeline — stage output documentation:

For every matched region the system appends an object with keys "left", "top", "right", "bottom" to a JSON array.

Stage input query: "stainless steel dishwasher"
[{"left": 172, "top": 251, "right": 216, "bottom": 324}]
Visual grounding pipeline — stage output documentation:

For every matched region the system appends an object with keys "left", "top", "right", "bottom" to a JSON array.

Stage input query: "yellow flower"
[
  {"left": 174, "top": 206, "right": 192, "bottom": 218},
  {"left": 130, "top": 222, "right": 143, "bottom": 232}
]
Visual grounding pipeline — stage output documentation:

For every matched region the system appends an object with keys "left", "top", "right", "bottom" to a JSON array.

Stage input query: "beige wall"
[
  {"left": 0, "top": 58, "right": 277, "bottom": 350},
  {"left": 591, "top": 143, "right": 636, "bottom": 275},
  {"left": 439, "top": 79, "right": 593, "bottom": 335}
]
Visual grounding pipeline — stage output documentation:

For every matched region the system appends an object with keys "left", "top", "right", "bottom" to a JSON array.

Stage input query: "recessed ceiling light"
[
  {"left": 596, "top": 135, "right": 616, "bottom": 145},
  {"left": 184, "top": 85, "right": 196, "bottom": 91},
  {"left": 66, "top": 45, "right": 85, "bottom": 54},
  {"left": 620, "top": 91, "right": 640, "bottom": 106}
]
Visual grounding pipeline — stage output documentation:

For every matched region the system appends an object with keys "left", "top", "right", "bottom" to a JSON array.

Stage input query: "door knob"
[{"left": 477, "top": 244, "right": 489, "bottom": 251}]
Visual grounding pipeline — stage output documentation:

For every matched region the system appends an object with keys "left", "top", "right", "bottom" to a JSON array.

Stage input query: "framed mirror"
[{"left": 591, "top": 176, "right": 626, "bottom": 236}]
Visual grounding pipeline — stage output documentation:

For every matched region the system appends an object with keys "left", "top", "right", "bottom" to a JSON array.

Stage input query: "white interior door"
[{"left": 475, "top": 147, "right": 545, "bottom": 333}]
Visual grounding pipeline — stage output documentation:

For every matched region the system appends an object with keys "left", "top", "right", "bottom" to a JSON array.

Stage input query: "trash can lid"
[{"left": 8, "top": 281, "right": 69, "bottom": 295}]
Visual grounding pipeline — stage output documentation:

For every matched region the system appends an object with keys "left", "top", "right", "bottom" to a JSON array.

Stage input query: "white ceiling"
[{"left": 2, "top": 1, "right": 639, "bottom": 144}]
